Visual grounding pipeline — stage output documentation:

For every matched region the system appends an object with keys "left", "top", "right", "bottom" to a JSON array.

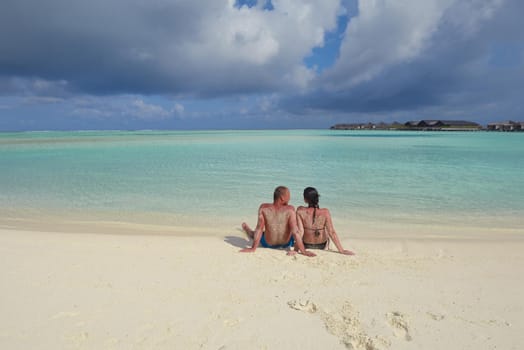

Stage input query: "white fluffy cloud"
[
  {"left": 130, "top": 99, "right": 171, "bottom": 120},
  {"left": 321, "top": 0, "right": 505, "bottom": 89}
]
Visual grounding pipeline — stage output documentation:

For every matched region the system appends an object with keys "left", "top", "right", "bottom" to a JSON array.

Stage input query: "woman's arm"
[
  {"left": 325, "top": 209, "right": 355, "bottom": 255},
  {"left": 294, "top": 209, "right": 306, "bottom": 251}
]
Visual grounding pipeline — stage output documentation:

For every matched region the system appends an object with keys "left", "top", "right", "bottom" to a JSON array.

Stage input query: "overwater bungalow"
[
  {"left": 487, "top": 121, "right": 523, "bottom": 132},
  {"left": 404, "top": 120, "right": 481, "bottom": 131}
]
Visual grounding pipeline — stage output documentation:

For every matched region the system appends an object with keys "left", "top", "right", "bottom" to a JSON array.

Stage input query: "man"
[{"left": 240, "top": 186, "right": 315, "bottom": 257}]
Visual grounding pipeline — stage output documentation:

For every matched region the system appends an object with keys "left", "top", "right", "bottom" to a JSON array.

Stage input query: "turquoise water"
[{"left": 0, "top": 130, "right": 523, "bottom": 235}]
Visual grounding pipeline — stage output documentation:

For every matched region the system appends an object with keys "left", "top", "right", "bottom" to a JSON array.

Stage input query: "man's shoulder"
[{"left": 259, "top": 203, "right": 273, "bottom": 209}]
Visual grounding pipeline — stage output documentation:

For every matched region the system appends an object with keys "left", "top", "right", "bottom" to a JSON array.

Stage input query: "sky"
[{"left": 0, "top": 0, "right": 523, "bottom": 131}]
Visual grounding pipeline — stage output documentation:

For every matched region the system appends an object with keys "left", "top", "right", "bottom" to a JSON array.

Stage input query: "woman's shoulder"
[
  {"left": 297, "top": 206, "right": 329, "bottom": 212},
  {"left": 316, "top": 207, "right": 331, "bottom": 215}
]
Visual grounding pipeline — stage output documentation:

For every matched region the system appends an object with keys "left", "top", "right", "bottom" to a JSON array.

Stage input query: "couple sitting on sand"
[{"left": 240, "top": 186, "right": 354, "bottom": 257}]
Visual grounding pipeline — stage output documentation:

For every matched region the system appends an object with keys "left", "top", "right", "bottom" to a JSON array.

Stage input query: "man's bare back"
[
  {"left": 260, "top": 203, "right": 295, "bottom": 245},
  {"left": 242, "top": 203, "right": 294, "bottom": 246}
]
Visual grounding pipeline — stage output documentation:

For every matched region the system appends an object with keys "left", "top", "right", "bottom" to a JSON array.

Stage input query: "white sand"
[{"left": 1, "top": 228, "right": 522, "bottom": 349}]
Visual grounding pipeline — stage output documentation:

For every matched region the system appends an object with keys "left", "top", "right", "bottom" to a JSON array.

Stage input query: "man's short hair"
[{"left": 273, "top": 186, "right": 288, "bottom": 201}]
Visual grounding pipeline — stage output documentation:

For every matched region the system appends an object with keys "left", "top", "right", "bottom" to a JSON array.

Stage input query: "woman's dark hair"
[{"left": 303, "top": 187, "right": 320, "bottom": 223}]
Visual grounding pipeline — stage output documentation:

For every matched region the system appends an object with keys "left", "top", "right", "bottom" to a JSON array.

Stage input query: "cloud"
[
  {"left": 23, "top": 96, "right": 65, "bottom": 105},
  {"left": 70, "top": 96, "right": 182, "bottom": 121},
  {"left": 0, "top": 77, "right": 70, "bottom": 97},
  {"left": 172, "top": 103, "right": 185, "bottom": 116},
  {"left": 128, "top": 99, "right": 171, "bottom": 120},
  {"left": 282, "top": 0, "right": 524, "bottom": 123},
  {"left": 320, "top": 0, "right": 505, "bottom": 89},
  {"left": 1, "top": 0, "right": 523, "bottom": 130},
  {"left": 0, "top": 0, "right": 341, "bottom": 97}
]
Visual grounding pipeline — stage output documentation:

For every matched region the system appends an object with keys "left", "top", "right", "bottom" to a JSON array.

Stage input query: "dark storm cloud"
[
  {"left": 0, "top": 1, "right": 205, "bottom": 94},
  {"left": 0, "top": 0, "right": 340, "bottom": 97}
]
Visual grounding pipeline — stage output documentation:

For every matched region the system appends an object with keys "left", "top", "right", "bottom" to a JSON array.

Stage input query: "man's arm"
[
  {"left": 240, "top": 206, "right": 265, "bottom": 253},
  {"left": 293, "top": 209, "right": 305, "bottom": 253}
]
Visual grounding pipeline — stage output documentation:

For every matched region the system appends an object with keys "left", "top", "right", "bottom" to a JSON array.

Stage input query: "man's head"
[{"left": 273, "top": 186, "right": 290, "bottom": 205}]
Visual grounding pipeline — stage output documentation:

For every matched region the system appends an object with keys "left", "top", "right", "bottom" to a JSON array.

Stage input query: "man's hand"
[
  {"left": 302, "top": 250, "right": 316, "bottom": 257},
  {"left": 239, "top": 247, "right": 256, "bottom": 253},
  {"left": 340, "top": 249, "right": 355, "bottom": 256}
]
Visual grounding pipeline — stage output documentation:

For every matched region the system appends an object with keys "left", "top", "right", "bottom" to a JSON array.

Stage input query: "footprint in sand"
[
  {"left": 386, "top": 311, "right": 412, "bottom": 341},
  {"left": 287, "top": 299, "right": 318, "bottom": 313},
  {"left": 427, "top": 312, "right": 445, "bottom": 321},
  {"left": 288, "top": 299, "right": 389, "bottom": 350}
]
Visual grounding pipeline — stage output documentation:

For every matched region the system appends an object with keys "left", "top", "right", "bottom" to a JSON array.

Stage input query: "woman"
[{"left": 296, "top": 187, "right": 354, "bottom": 255}]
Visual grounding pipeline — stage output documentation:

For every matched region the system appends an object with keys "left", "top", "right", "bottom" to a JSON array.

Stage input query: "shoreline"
[
  {"left": 1, "top": 213, "right": 522, "bottom": 241},
  {"left": 1, "top": 208, "right": 522, "bottom": 242},
  {"left": 2, "top": 201, "right": 523, "bottom": 241}
]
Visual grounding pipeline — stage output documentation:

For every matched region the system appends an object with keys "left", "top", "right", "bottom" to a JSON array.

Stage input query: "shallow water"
[{"left": 1, "top": 130, "right": 522, "bottom": 236}]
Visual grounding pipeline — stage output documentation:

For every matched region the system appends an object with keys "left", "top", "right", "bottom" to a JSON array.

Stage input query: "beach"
[{"left": 1, "top": 227, "right": 522, "bottom": 350}]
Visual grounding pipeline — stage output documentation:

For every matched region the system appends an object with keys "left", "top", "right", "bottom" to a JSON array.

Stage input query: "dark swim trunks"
[
  {"left": 304, "top": 241, "right": 327, "bottom": 250},
  {"left": 260, "top": 234, "right": 295, "bottom": 249}
]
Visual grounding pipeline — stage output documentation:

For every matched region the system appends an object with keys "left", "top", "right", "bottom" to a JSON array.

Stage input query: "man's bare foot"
[
  {"left": 287, "top": 250, "right": 298, "bottom": 256},
  {"left": 241, "top": 222, "right": 255, "bottom": 239}
]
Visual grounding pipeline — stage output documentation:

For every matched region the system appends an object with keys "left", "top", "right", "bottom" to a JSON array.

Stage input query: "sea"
[{"left": 0, "top": 130, "right": 522, "bottom": 238}]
